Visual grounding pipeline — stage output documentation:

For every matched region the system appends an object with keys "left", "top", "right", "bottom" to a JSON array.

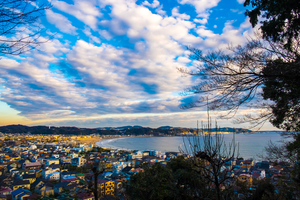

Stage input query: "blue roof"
[
  {"left": 11, "top": 188, "right": 31, "bottom": 196},
  {"left": 103, "top": 172, "right": 113, "bottom": 176}
]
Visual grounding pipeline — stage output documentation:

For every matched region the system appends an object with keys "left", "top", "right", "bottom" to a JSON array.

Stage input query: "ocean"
[{"left": 96, "top": 131, "right": 290, "bottom": 160}]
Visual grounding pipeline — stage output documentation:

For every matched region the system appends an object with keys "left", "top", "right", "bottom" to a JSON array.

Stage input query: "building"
[
  {"left": 22, "top": 162, "right": 41, "bottom": 171},
  {"left": 71, "top": 157, "right": 86, "bottom": 167},
  {"left": 42, "top": 168, "right": 60, "bottom": 180},
  {"left": 237, "top": 174, "right": 253, "bottom": 186},
  {"left": 77, "top": 193, "right": 95, "bottom": 200},
  {"left": 98, "top": 179, "right": 115, "bottom": 197}
]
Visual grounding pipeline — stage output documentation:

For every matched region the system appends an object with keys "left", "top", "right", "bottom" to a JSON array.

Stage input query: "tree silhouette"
[{"left": 0, "top": 0, "right": 51, "bottom": 55}]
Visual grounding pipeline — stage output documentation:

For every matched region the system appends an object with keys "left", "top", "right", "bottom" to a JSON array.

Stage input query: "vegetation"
[
  {"left": 125, "top": 157, "right": 211, "bottom": 200},
  {"left": 244, "top": 0, "right": 300, "bottom": 50}
]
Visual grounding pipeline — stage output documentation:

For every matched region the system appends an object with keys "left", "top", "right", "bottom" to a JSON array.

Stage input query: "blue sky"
[{"left": 0, "top": 0, "right": 277, "bottom": 130}]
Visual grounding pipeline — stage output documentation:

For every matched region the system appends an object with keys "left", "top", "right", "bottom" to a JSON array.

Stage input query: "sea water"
[{"left": 96, "top": 132, "right": 290, "bottom": 160}]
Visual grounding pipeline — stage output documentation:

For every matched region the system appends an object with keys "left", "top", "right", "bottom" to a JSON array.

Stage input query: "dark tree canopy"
[
  {"left": 125, "top": 158, "right": 211, "bottom": 200},
  {"left": 0, "top": 0, "right": 51, "bottom": 55},
  {"left": 244, "top": 0, "right": 300, "bottom": 49},
  {"left": 262, "top": 58, "right": 300, "bottom": 131}
]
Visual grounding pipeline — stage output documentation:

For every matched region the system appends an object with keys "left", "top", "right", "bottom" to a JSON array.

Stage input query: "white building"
[
  {"left": 71, "top": 157, "right": 86, "bottom": 167},
  {"left": 43, "top": 168, "right": 60, "bottom": 179}
]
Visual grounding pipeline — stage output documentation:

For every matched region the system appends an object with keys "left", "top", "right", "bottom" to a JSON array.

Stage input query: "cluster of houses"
[
  {"left": 0, "top": 134, "right": 294, "bottom": 200},
  {"left": 224, "top": 158, "right": 293, "bottom": 189},
  {"left": 0, "top": 135, "right": 189, "bottom": 200}
]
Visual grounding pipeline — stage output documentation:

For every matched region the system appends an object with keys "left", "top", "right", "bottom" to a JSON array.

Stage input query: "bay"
[{"left": 96, "top": 131, "right": 289, "bottom": 160}]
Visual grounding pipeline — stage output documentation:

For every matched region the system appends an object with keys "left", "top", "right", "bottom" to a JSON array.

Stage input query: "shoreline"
[
  {"left": 95, "top": 135, "right": 148, "bottom": 151},
  {"left": 91, "top": 132, "right": 285, "bottom": 160}
]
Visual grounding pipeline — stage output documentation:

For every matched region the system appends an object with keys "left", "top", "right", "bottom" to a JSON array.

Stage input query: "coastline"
[
  {"left": 95, "top": 135, "right": 144, "bottom": 151},
  {"left": 77, "top": 131, "right": 277, "bottom": 147}
]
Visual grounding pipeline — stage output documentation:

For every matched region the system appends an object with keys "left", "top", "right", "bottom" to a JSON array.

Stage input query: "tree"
[
  {"left": 180, "top": 35, "right": 300, "bottom": 130},
  {"left": 124, "top": 158, "right": 211, "bottom": 200},
  {"left": 244, "top": 0, "right": 300, "bottom": 50},
  {"left": 179, "top": 120, "right": 238, "bottom": 200},
  {"left": 262, "top": 57, "right": 300, "bottom": 131},
  {"left": 0, "top": 0, "right": 51, "bottom": 56},
  {"left": 125, "top": 163, "right": 176, "bottom": 200}
]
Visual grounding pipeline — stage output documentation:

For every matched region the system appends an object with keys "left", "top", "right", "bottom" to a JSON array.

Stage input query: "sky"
[{"left": 0, "top": 0, "right": 279, "bottom": 130}]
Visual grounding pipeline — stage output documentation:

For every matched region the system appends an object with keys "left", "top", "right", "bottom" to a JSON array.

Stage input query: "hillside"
[{"left": 0, "top": 125, "right": 252, "bottom": 135}]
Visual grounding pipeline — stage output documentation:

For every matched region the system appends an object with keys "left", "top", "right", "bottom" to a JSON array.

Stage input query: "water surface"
[{"left": 96, "top": 132, "right": 289, "bottom": 160}]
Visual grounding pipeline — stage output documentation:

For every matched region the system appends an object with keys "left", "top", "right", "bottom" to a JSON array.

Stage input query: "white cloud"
[
  {"left": 172, "top": 7, "right": 190, "bottom": 20},
  {"left": 83, "top": 27, "right": 101, "bottom": 43},
  {"left": 46, "top": 10, "right": 78, "bottom": 34},
  {"left": 142, "top": 0, "right": 160, "bottom": 8},
  {"left": 51, "top": 0, "right": 101, "bottom": 29},
  {"left": 155, "top": 5, "right": 166, "bottom": 16},
  {"left": 194, "top": 18, "right": 208, "bottom": 24},
  {"left": 178, "top": 0, "right": 221, "bottom": 17}
]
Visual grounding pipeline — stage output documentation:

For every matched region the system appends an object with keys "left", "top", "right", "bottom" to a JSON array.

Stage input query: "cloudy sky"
[{"left": 0, "top": 0, "right": 278, "bottom": 130}]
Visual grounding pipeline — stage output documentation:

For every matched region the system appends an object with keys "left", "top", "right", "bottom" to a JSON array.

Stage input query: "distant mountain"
[
  {"left": 158, "top": 126, "right": 173, "bottom": 129},
  {"left": 98, "top": 125, "right": 145, "bottom": 130},
  {"left": 0, "top": 124, "right": 252, "bottom": 135}
]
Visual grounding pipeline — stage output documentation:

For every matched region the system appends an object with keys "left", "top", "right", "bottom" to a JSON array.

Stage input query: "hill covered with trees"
[{"left": 0, "top": 124, "right": 251, "bottom": 135}]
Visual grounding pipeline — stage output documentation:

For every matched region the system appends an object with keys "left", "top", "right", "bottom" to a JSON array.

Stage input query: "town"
[{"left": 0, "top": 133, "right": 295, "bottom": 200}]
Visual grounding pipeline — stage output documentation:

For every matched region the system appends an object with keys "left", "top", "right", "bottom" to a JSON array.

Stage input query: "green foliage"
[
  {"left": 125, "top": 157, "right": 212, "bottom": 200},
  {"left": 262, "top": 58, "right": 300, "bottom": 131},
  {"left": 166, "top": 157, "right": 211, "bottom": 200},
  {"left": 61, "top": 164, "right": 89, "bottom": 173},
  {"left": 251, "top": 178, "right": 276, "bottom": 200},
  {"left": 244, "top": 0, "right": 300, "bottom": 49},
  {"left": 125, "top": 162, "right": 176, "bottom": 200}
]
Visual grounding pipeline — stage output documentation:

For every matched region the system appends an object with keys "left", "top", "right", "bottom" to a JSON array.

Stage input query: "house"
[
  {"left": 237, "top": 174, "right": 253, "bottom": 186},
  {"left": 22, "top": 162, "right": 41, "bottom": 171},
  {"left": 128, "top": 151, "right": 143, "bottom": 159},
  {"left": 273, "top": 165, "right": 283, "bottom": 173},
  {"left": 0, "top": 194, "right": 7, "bottom": 200},
  {"left": 0, "top": 175, "right": 13, "bottom": 187},
  {"left": 45, "top": 159, "right": 59, "bottom": 166},
  {"left": 23, "top": 193, "right": 41, "bottom": 200},
  {"left": 53, "top": 182, "right": 72, "bottom": 195},
  {"left": 22, "top": 174, "right": 36, "bottom": 184},
  {"left": 61, "top": 177, "right": 79, "bottom": 184},
  {"left": 35, "top": 169, "right": 42, "bottom": 178},
  {"left": 98, "top": 179, "right": 115, "bottom": 197},
  {"left": 42, "top": 168, "right": 60, "bottom": 180},
  {"left": 30, "top": 178, "right": 44, "bottom": 191},
  {"left": 13, "top": 180, "right": 30, "bottom": 190},
  {"left": 11, "top": 188, "right": 31, "bottom": 200},
  {"left": 48, "top": 171, "right": 60, "bottom": 181},
  {"left": 77, "top": 193, "right": 95, "bottom": 200},
  {"left": 255, "top": 169, "right": 266, "bottom": 179},
  {"left": 251, "top": 172, "right": 261, "bottom": 180},
  {"left": 244, "top": 159, "right": 254, "bottom": 166},
  {"left": 76, "top": 173, "right": 85, "bottom": 180},
  {"left": 255, "top": 161, "right": 270, "bottom": 170},
  {"left": 102, "top": 172, "right": 113, "bottom": 179},
  {"left": 0, "top": 187, "right": 12, "bottom": 195},
  {"left": 71, "top": 157, "right": 86, "bottom": 167},
  {"left": 239, "top": 165, "right": 251, "bottom": 172},
  {"left": 34, "top": 184, "right": 54, "bottom": 197}
]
